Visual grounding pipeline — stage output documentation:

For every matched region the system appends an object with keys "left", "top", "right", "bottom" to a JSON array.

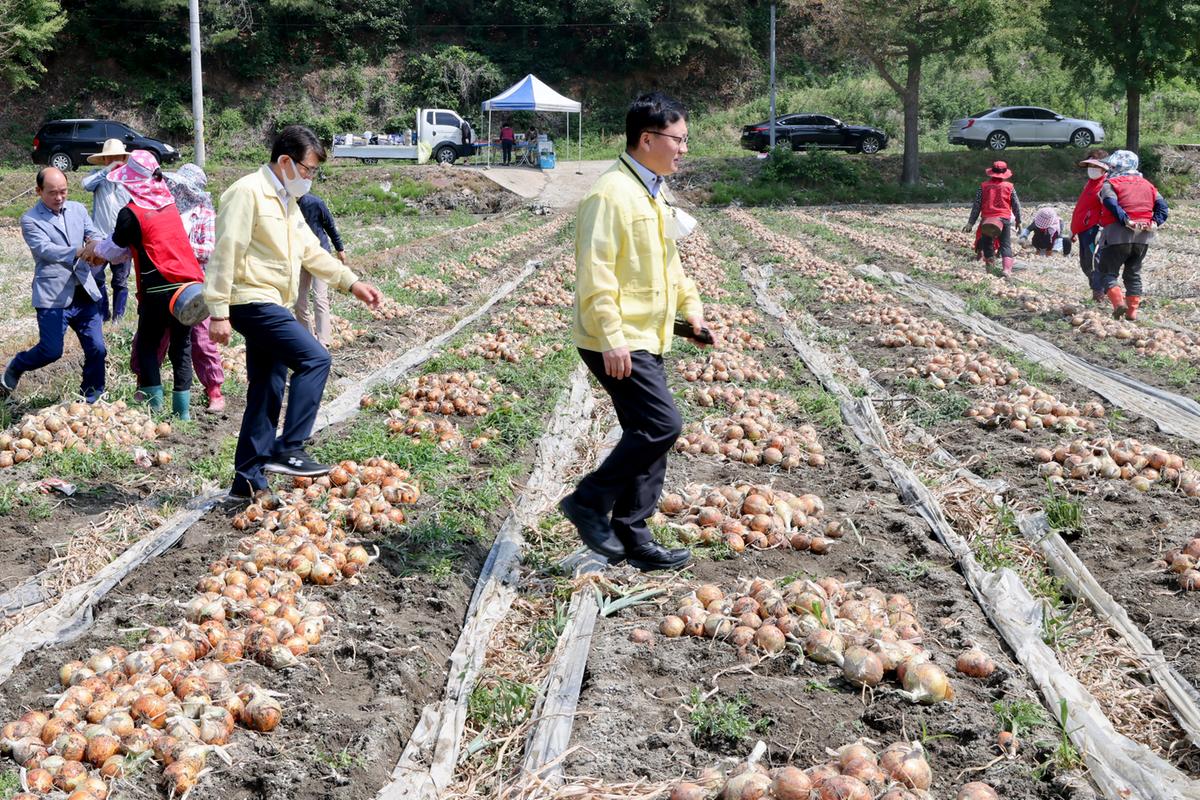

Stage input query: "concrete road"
[{"left": 465, "top": 160, "right": 613, "bottom": 210}]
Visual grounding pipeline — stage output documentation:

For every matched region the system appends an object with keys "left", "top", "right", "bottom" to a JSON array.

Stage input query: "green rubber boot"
[
  {"left": 172, "top": 390, "right": 191, "bottom": 421},
  {"left": 140, "top": 385, "right": 164, "bottom": 412}
]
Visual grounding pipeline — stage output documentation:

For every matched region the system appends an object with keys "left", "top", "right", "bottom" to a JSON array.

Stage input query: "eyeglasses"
[
  {"left": 292, "top": 158, "right": 321, "bottom": 178},
  {"left": 643, "top": 130, "right": 689, "bottom": 146}
]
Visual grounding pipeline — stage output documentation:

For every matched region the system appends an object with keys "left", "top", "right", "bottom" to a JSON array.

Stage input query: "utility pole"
[
  {"left": 769, "top": 1, "right": 777, "bottom": 150},
  {"left": 189, "top": 0, "right": 206, "bottom": 167}
]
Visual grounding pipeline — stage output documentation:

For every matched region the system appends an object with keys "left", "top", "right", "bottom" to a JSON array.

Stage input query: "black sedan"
[{"left": 740, "top": 114, "right": 888, "bottom": 154}]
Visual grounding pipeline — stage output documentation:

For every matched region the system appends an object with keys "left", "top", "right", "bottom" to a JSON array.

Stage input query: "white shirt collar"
[
  {"left": 265, "top": 164, "right": 289, "bottom": 205},
  {"left": 622, "top": 152, "right": 664, "bottom": 198}
]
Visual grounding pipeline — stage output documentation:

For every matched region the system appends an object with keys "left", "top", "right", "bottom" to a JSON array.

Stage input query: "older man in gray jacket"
[{"left": 1, "top": 167, "right": 107, "bottom": 401}]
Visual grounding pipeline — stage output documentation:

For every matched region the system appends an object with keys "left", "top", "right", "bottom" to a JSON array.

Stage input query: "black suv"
[
  {"left": 740, "top": 114, "right": 888, "bottom": 154},
  {"left": 31, "top": 119, "right": 179, "bottom": 172}
]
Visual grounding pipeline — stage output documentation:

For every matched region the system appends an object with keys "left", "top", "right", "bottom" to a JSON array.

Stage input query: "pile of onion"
[
  {"left": 657, "top": 576, "right": 951, "bottom": 705},
  {"left": 677, "top": 351, "right": 786, "bottom": 385},
  {"left": 676, "top": 414, "right": 825, "bottom": 470},
  {"left": 696, "top": 304, "right": 765, "bottom": 352},
  {"left": 0, "top": 400, "right": 171, "bottom": 470},
  {"left": 1031, "top": 436, "right": 1200, "bottom": 496},
  {"left": 328, "top": 315, "right": 368, "bottom": 350},
  {"left": 1158, "top": 536, "right": 1200, "bottom": 591},
  {"left": 905, "top": 349, "right": 1020, "bottom": 391},
  {"left": 967, "top": 385, "right": 1104, "bottom": 433},
  {"left": 671, "top": 738, "right": 944, "bottom": 800},
  {"left": 468, "top": 212, "right": 568, "bottom": 272},
  {"left": 655, "top": 483, "right": 836, "bottom": 554},
  {"left": 0, "top": 452, "right": 412, "bottom": 798},
  {"left": 856, "top": 304, "right": 981, "bottom": 352},
  {"left": 366, "top": 295, "right": 415, "bottom": 322},
  {"left": 678, "top": 231, "right": 734, "bottom": 301},
  {"left": 687, "top": 386, "right": 798, "bottom": 415},
  {"left": 1066, "top": 308, "right": 1200, "bottom": 363},
  {"left": 820, "top": 274, "right": 892, "bottom": 306},
  {"left": 391, "top": 371, "right": 513, "bottom": 418},
  {"left": 401, "top": 274, "right": 448, "bottom": 296},
  {"left": 725, "top": 208, "right": 832, "bottom": 281},
  {"left": 233, "top": 458, "right": 420, "bottom": 536}
]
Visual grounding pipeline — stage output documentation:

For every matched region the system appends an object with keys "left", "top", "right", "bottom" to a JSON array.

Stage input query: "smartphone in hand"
[{"left": 673, "top": 318, "right": 714, "bottom": 345}]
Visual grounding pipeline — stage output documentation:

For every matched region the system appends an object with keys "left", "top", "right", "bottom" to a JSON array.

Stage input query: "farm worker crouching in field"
[
  {"left": 963, "top": 161, "right": 1022, "bottom": 277},
  {"left": 561, "top": 91, "right": 716, "bottom": 572},
  {"left": 1071, "top": 150, "right": 1109, "bottom": 302},
  {"left": 128, "top": 164, "right": 227, "bottom": 413},
  {"left": 1021, "top": 207, "right": 1069, "bottom": 257},
  {"left": 1, "top": 167, "right": 107, "bottom": 402},
  {"left": 85, "top": 150, "right": 207, "bottom": 420},
  {"left": 81, "top": 138, "right": 132, "bottom": 321},
  {"left": 296, "top": 192, "right": 346, "bottom": 349},
  {"left": 1096, "top": 150, "right": 1169, "bottom": 322},
  {"left": 204, "top": 125, "right": 383, "bottom": 499}
]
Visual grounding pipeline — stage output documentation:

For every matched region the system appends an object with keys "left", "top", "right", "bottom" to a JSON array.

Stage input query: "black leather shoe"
[
  {"left": 626, "top": 541, "right": 692, "bottom": 572},
  {"left": 558, "top": 494, "right": 625, "bottom": 562}
]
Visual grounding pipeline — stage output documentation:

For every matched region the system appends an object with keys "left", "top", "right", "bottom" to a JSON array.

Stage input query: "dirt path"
[{"left": 467, "top": 160, "right": 612, "bottom": 209}]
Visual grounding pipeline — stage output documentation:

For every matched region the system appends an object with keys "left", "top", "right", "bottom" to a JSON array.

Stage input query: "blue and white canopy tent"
[{"left": 482, "top": 74, "right": 582, "bottom": 168}]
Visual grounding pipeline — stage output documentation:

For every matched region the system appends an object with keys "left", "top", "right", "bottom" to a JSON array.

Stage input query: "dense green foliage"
[
  {"left": 3, "top": 0, "right": 1197, "bottom": 170},
  {"left": 0, "top": 0, "right": 65, "bottom": 92}
]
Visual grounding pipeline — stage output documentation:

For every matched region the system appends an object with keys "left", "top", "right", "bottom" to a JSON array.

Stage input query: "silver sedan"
[{"left": 947, "top": 106, "right": 1105, "bottom": 151}]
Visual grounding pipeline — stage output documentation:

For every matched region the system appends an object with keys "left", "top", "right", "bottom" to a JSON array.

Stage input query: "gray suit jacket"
[{"left": 21, "top": 200, "right": 102, "bottom": 309}]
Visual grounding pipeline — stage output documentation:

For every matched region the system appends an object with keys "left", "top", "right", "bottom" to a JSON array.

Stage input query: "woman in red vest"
[
  {"left": 1096, "top": 150, "right": 1169, "bottom": 321},
  {"left": 1071, "top": 151, "right": 1109, "bottom": 301},
  {"left": 88, "top": 150, "right": 206, "bottom": 418},
  {"left": 963, "top": 161, "right": 1023, "bottom": 277}
]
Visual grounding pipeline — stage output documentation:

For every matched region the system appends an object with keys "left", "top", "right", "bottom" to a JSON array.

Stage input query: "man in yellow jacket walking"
[
  {"left": 205, "top": 126, "right": 383, "bottom": 497},
  {"left": 560, "top": 92, "right": 713, "bottom": 571}
]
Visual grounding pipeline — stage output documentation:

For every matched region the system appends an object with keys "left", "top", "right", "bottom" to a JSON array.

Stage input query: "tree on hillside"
[
  {"left": 793, "top": 0, "right": 994, "bottom": 185},
  {"left": 0, "top": 0, "right": 65, "bottom": 93},
  {"left": 1043, "top": 0, "right": 1200, "bottom": 153}
]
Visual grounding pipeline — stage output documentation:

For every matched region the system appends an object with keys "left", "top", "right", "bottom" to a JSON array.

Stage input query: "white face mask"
[
  {"left": 1087, "top": 167, "right": 1104, "bottom": 180},
  {"left": 281, "top": 158, "right": 312, "bottom": 198},
  {"left": 664, "top": 207, "right": 698, "bottom": 240}
]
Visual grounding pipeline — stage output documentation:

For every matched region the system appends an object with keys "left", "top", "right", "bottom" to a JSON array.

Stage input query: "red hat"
[{"left": 986, "top": 160, "right": 1012, "bottom": 180}]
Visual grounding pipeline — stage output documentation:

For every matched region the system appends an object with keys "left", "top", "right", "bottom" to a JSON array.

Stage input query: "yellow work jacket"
[
  {"left": 573, "top": 154, "right": 703, "bottom": 355},
  {"left": 204, "top": 165, "right": 358, "bottom": 318}
]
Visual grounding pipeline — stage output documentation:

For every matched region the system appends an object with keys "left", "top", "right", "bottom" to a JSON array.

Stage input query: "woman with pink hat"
[
  {"left": 962, "top": 160, "right": 1023, "bottom": 277},
  {"left": 85, "top": 150, "right": 207, "bottom": 419}
]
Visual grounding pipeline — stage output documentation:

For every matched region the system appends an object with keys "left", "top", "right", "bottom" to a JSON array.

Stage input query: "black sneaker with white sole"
[{"left": 263, "top": 449, "right": 331, "bottom": 478}]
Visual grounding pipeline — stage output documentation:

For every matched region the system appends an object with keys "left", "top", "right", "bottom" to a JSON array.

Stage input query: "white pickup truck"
[{"left": 332, "top": 108, "right": 477, "bottom": 165}]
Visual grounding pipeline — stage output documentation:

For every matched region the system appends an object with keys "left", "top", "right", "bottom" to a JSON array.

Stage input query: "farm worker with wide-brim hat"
[
  {"left": 81, "top": 138, "right": 133, "bottom": 322},
  {"left": 1095, "top": 150, "right": 1169, "bottom": 322},
  {"left": 963, "top": 160, "right": 1023, "bottom": 277},
  {"left": 84, "top": 149, "right": 207, "bottom": 419},
  {"left": 203, "top": 125, "right": 383, "bottom": 498},
  {"left": 1070, "top": 149, "right": 1109, "bottom": 301}
]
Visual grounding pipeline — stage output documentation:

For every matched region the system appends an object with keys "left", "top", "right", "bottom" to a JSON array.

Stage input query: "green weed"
[
  {"left": 994, "top": 699, "right": 1049, "bottom": 738},
  {"left": 1042, "top": 483, "right": 1086, "bottom": 537},
  {"left": 886, "top": 560, "right": 933, "bottom": 580},
  {"left": 965, "top": 295, "right": 1004, "bottom": 317},
  {"left": 1034, "top": 699, "right": 1084, "bottom": 778},
  {"left": 795, "top": 385, "right": 842, "bottom": 430},
  {"left": 526, "top": 600, "right": 569, "bottom": 657},
  {"left": 0, "top": 769, "right": 20, "bottom": 797},
  {"left": 468, "top": 678, "right": 538, "bottom": 730},
  {"left": 34, "top": 442, "right": 132, "bottom": 482},
  {"left": 688, "top": 689, "right": 771, "bottom": 750},
  {"left": 313, "top": 747, "right": 366, "bottom": 772}
]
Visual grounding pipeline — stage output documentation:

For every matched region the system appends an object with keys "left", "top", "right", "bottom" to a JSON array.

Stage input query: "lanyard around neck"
[{"left": 620, "top": 156, "right": 671, "bottom": 207}]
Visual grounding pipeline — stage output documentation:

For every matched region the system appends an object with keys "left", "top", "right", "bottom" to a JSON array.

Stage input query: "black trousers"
[
  {"left": 574, "top": 348, "right": 683, "bottom": 549},
  {"left": 135, "top": 290, "right": 192, "bottom": 391},
  {"left": 229, "top": 303, "right": 332, "bottom": 494},
  {"left": 1098, "top": 242, "right": 1148, "bottom": 297},
  {"left": 979, "top": 220, "right": 1013, "bottom": 259},
  {"left": 501, "top": 140, "right": 513, "bottom": 164}
]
